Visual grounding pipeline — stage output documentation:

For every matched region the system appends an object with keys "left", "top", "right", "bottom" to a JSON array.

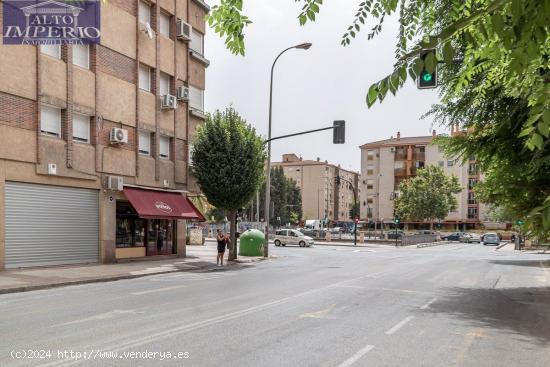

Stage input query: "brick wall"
[
  {"left": 175, "top": 139, "right": 185, "bottom": 161},
  {"left": 0, "top": 92, "right": 37, "bottom": 131},
  {"left": 97, "top": 45, "right": 136, "bottom": 84},
  {"left": 109, "top": 0, "right": 137, "bottom": 15}
]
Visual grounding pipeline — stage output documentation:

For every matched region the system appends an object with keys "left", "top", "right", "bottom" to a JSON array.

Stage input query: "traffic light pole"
[{"left": 264, "top": 124, "right": 341, "bottom": 144}]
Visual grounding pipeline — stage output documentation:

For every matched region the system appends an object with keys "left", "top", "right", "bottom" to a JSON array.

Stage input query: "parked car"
[
  {"left": 387, "top": 230, "right": 405, "bottom": 239},
  {"left": 482, "top": 232, "right": 501, "bottom": 246},
  {"left": 442, "top": 232, "right": 464, "bottom": 241},
  {"left": 417, "top": 230, "right": 436, "bottom": 235},
  {"left": 274, "top": 229, "right": 314, "bottom": 247},
  {"left": 459, "top": 233, "right": 481, "bottom": 243}
]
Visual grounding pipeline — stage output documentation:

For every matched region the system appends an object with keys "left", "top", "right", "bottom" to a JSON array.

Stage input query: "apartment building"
[
  {"left": 272, "top": 154, "right": 360, "bottom": 223},
  {"left": 359, "top": 130, "right": 487, "bottom": 230},
  {"left": 0, "top": 0, "right": 210, "bottom": 270}
]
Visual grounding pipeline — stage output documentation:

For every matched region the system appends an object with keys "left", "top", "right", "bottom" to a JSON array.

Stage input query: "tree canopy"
[
  {"left": 208, "top": 0, "right": 550, "bottom": 236},
  {"left": 258, "top": 167, "right": 302, "bottom": 226},
  {"left": 394, "top": 165, "right": 462, "bottom": 228},
  {"left": 191, "top": 107, "right": 266, "bottom": 258}
]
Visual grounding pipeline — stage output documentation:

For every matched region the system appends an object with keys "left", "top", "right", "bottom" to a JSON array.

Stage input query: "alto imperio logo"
[
  {"left": 155, "top": 201, "right": 173, "bottom": 214},
  {"left": 2, "top": 0, "right": 101, "bottom": 45}
]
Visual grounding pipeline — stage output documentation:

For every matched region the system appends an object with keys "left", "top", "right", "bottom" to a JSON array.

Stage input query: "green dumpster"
[{"left": 238, "top": 229, "right": 265, "bottom": 256}]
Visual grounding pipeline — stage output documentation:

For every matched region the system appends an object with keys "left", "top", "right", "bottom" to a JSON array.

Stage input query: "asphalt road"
[{"left": 2, "top": 242, "right": 550, "bottom": 367}]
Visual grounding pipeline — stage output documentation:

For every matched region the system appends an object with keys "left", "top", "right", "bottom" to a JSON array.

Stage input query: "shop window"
[
  {"left": 139, "top": 64, "right": 152, "bottom": 92},
  {"left": 73, "top": 113, "right": 90, "bottom": 143},
  {"left": 116, "top": 201, "right": 146, "bottom": 248},
  {"left": 139, "top": 131, "right": 151, "bottom": 155},
  {"left": 147, "top": 219, "right": 175, "bottom": 255},
  {"left": 40, "top": 44, "right": 61, "bottom": 59},
  {"left": 73, "top": 44, "right": 89, "bottom": 69},
  {"left": 159, "top": 136, "right": 170, "bottom": 159},
  {"left": 40, "top": 104, "right": 61, "bottom": 137}
]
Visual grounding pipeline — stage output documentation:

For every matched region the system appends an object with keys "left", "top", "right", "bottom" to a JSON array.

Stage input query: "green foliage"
[
  {"left": 349, "top": 202, "right": 360, "bottom": 219},
  {"left": 394, "top": 165, "right": 462, "bottom": 225},
  {"left": 258, "top": 167, "right": 302, "bottom": 225},
  {"left": 191, "top": 107, "right": 266, "bottom": 212},
  {"left": 206, "top": 206, "right": 227, "bottom": 223}
]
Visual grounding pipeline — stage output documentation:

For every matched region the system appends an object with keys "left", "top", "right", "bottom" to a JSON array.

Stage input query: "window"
[
  {"left": 367, "top": 164, "right": 374, "bottom": 175},
  {"left": 73, "top": 113, "right": 90, "bottom": 143},
  {"left": 468, "top": 178, "right": 478, "bottom": 190},
  {"left": 367, "top": 207, "right": 373, "bottom": 218},
  {"left": 40, "top": 105, "right": 61, "bottom": 137},
  {"left": 188, "top": 143, "right": 194, "bottom": 166},
  {"left": 160, "top": 13, "right": 171, "bottom": 37},
  {"left": 447, "top": 160, "right": 454, "bottom": 167},
  {"left": 159, "top": 73, "right": 170, "bottom": 96},
  {"left": 159, "top": 136, "right": 170, "bottom": 159},
  {"left": 468, "top": 192, "right": 477, "bottom": 205},
  {"left": 73, "top": 44, "right": 89, "bottom": 69},
  {"left": 366, "top": 179, "right": 374, "bottom": 190},
  {"left": 468, "top": 163, "right": 478, "bottom": 175},
  {"left": 139, "top": 1, "right": 151, "bottom": 24},
  {"left": 139, "top": 64, "right": 151, "bottom": 92},
  {"left": 438, "top": 161, "right": 444, "bottom": 167},
  {"left": 367, "top": 195, "right": 374, "bottom": 204},
  {"left": 467, "top": 207, "right": 478, "bottom": 219},
  {"left": 367, "top": 150, "right": 374, "bottom": 160},
  {"left": 415, "top": 161, "right": 425, "bottom": 168},
  {"left": 189, "top": 85, "right": 204, "bottom": 111},
  {"left": 190, "top": 29, "right": 204, "bottom": 55},
  {"left": 138, "top": 131, "right": 151, "bottom": 155},
  {"left": 40, "top": 44, "right": 61, "bottom": 59}
]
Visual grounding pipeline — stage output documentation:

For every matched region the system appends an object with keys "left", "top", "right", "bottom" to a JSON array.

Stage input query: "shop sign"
[
  {"left": 3, "top": 0, "right": 101, "bottom": 45},
  {"left": 155, "top": 201, "right": 173, "bottom": 214}
]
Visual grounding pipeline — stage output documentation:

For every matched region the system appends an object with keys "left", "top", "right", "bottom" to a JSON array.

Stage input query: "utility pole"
[{"left": 335, "top": 174, "right": 358, "bottom": 246}]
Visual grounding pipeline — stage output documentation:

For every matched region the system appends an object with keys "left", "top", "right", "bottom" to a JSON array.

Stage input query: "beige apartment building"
[
  {"left": 0, "top": 0, "right": 210, "bottom": 270},
  {"left": 359, "top": 130, "right": 487, "bottom": 230},
  {"left": 272, "top": 154, "right": 360, "bottom": 223}
]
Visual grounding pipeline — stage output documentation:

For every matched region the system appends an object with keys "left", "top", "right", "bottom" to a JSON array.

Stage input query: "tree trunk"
[
  {"left": 430, "top": 221, "right": 434, "bottom": 231},
  {"left": 228, "top": 209, "right": 237, "bottom": 261}
]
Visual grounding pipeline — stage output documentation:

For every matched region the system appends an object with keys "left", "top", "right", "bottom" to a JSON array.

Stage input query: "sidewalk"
[{"left": 0, "top": 245, "right": 266, "bottom": 295}]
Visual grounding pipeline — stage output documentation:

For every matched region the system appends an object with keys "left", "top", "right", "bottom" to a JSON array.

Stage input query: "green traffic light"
[{"left": 422, "top": 72, "right": 433, "bottom": 82}]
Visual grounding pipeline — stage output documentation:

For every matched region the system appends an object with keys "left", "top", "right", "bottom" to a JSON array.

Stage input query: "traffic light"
[
  {"left": 417, "top": 49, "right": 437, "bottom": 89},
  {"left": 333, "top": 120, "right": 345, "bottom": 144},
  {"left": 394, "top": 217, "right": 400, "bottom": 224},
  {"left": 335, "top": 175, "right": 341, "bottom": 185}
]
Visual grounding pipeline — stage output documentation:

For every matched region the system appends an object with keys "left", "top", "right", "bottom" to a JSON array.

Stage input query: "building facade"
[
  {"left": 0, "top": 0, "right": 210, "bottom": 270},
  {"left": 272, "top": 154, "right": 360, "bottom": 223},
  {"left": 359, "top": 131, "right": 487, "bottom": 230}
]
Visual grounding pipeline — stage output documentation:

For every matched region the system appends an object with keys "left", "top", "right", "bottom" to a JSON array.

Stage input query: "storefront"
[{"left": 115, "top": 187, "right": 204, "bottom": 259}]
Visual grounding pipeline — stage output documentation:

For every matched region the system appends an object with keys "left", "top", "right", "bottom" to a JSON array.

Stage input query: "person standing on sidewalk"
[{"left": 216, "top": 229, "right": 226, "bottom": 266}]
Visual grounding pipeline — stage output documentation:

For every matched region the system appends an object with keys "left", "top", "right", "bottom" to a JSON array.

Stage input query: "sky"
[{"left": 204, "top": 1, "right": 441, "bottom": 172}]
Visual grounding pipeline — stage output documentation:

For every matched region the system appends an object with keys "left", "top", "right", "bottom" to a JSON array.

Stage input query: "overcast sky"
[{"left": 204, "top": 1, "right": 441, "bottom": 172}]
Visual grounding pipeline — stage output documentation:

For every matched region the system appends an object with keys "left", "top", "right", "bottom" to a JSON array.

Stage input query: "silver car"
[
  {"left": 460, "top": 233, "right": 481, "bottom": 243},
  {"left": 482, "top": 233, "right": 500, "bottom": 246},
  {"left": 274, "top": 229, "right": 314, "bottom": 247}
]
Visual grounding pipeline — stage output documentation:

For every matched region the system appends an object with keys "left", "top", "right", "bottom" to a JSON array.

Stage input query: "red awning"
[{"left": 123, "top": 187, "right": 205, "bottom": 221}]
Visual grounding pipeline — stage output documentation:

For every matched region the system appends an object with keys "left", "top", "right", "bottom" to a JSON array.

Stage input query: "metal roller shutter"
[{"left": 5, "top": 182, "right": 99, "bottom": 269}]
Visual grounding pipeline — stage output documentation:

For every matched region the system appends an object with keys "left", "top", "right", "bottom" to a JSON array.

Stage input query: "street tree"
[
  {"left": 349, "top": 202, "right": 360, "bottom": 220},
  {"left": 207, "top": 0, "right": 550, "bottom": 235},
  {"left": 191, "top": 107, "right": 266, "bottom": 260},
  {"left": 394, "top": 165, "right": 462, "bottom": 229},
  {"left": 258, "top": 167, "right": 302, "bottom": 225}
]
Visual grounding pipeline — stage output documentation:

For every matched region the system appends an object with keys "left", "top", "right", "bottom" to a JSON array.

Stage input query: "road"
[{"left": 1, "top": 242, "right": 550, "bottom": 366}]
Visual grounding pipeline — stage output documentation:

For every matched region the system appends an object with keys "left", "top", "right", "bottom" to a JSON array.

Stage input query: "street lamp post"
[{"left": 264, "top": 42, "right": 312, "bottom": 257}]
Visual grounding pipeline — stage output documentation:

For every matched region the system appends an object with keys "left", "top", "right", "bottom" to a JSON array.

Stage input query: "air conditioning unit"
[
  {"left": 176, "top": 19, "right": 191, "bottom": 41},
  {"left": 107, "top": 175, "right": 123, "bottom": 191},
  {"left": 47, "top": 163, "right": 57, "bottom": 175},
  {"left": 176, "top": 86, "right": 190, "bottom": 101},
  {"left": 163, "top": 179, "right": 170, "bottom": 188},
  {"left": 110, "top": 128, "right": 128, "bottom": 144},
  {"left": 161, "top": 94, "right": 177, "bottom": 110}
]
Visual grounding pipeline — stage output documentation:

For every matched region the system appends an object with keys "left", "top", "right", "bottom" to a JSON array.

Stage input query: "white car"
[{"left": 274, "top": 229, "right": 314, "bottom": 247}]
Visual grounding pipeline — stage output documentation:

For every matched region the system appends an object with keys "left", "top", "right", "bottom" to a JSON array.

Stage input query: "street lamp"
[{"left": 263, "top": 42, "right": 312, "bottom": 257}]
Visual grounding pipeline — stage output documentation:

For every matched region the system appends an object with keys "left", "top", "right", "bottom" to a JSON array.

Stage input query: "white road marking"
[
  {"left": 337, "top": 344, "right": 375, "bottom": 367},
  {"left": 420, "top": 297, "right": 438, "bottom": 310},
  {"left": 300, "top": 304, "right": 335, "bottom": 319},
  {"left": 385, "top": 316, "right": 414, "bottom": 335},
  {"left": 52, "top": 310, "right": 145, "bottom": 327},
  {"left": 131, "top": 285, "right": 187, "bottom": 295},
  {"left": 42, "top": 272, "right": 384, "bottom": 367}
]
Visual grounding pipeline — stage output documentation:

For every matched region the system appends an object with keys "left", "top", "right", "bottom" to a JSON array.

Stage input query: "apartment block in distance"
[
  {"left": 359, "top": 130, "right": 487, "bottom": 230},
  {"left": 0, "top": 0, "right": 211, "bottom": 270},
  {"left": 272, "top": 154, "right": 360, "bottom": 223}
]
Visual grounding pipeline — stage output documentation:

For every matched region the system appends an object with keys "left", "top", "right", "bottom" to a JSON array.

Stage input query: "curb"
[
  {"left": 496, "top": 243, "right": 509, "bottom": 250},
  {"left": 0, "top": 257, "right": 266, "bottom": 296}
]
